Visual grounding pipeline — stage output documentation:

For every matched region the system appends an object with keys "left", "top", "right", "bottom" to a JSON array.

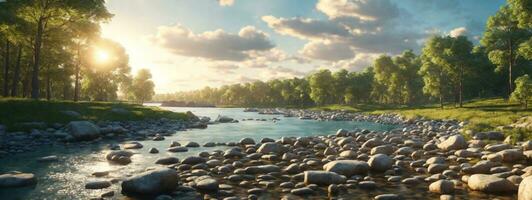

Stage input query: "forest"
[
  {"left": 0, "top": 0, "right": 154, "bottom": 104},
  {"left": 156, "top": 1, "right": 531, "bottom": 109}
]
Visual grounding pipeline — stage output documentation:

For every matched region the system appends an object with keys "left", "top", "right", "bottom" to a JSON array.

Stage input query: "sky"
[{"left": 101, "top": 0, "right": 507, "bottom": 94}]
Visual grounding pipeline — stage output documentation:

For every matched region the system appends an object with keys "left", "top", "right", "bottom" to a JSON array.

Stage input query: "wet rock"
[
  {"left": 203, "top": 142, "right": 215, "bottom": 147},
  {"left": 467, "top": 174, "right": 517, "bottom": 193},
  {"left": 323, "top": 160, "right": 369, "bottom": 177},
  {"left": 371, "top": 145, "right": 393, "bottom": 155},
  {"left": 240, "top": 138, "right": 255, "bottom": 145},
  {"left": 368, "top": 154, "right": 393, "bottom": 172},
  {"left": 167, "top": 146, "right": 188, "bottom": 152},
  {"left": 121, "top": 168, "right": 178, "bottom": 196},
  {"left": 339, "top": 150, "right": 357, "bottom": 159},
  {"left": 358, "top": 181, "right": 377, "bottom": 190},
  {"left": 304, "top": 171, "right": 346, "bottom": 186},
  {"left": 437, "top": 135, "right": 467, "bottom": 151},
  {"left": 149, "top": 148, "right": 159, "bottom": 154},
  {"left": 428, "top": 164, "right": 448, "bottom": 174},
  {"left": 155, "top": 157, "right": 179, "bottom": 165},
  {"left": 429, "top": 180, "right": 454, "bottom": 194},
  {"left": 85, "top": 180, "right": 112, "bottom": 189},
  {"left": 183, "top": 141, "right": 200, "bottom": 147},
  {"left": 216, "top": 115, "right": 234, "bottom": 123},
  {"left": 92, "top": 171, "right": 109, "bottom": 177},
  {"left": 105, "top": 150, "right": 133, "bottom": 165},
  {"left": 170, "top": 141, "right": 181, "bottom": 147},
  {"left": 223, "top": 148, "right": 244, "bottom": 158},
  {"left": 291, "top": 187, "right": 314, "bottom": 195},
  {"left": 66, "top": 121, "right": 101, "bottom": 141},
  {"left": 0, "top": 172, "right": 37, "bottom": 188},
  {"left": 181, "top": 156, "right": 206, "bottom": 165},
  {"left": 194, "top": 176, "right": 219, "bottom": 191},
  {"left": 257, "top": 142, "right": 286, "bottom": 154},
  {"left": 124, "top": 142, "right": 143, "bottom": 149},
  {"left": 284, "top": 164, "right": 301, "bottom": 174}
]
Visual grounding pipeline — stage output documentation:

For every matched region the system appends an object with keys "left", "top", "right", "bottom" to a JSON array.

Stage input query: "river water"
[{"left": 0, "top": 106, "right": 398, "bottom": 200}]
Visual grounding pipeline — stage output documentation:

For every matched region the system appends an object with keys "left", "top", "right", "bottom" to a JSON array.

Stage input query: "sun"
[{"left": 95, "top": 49, "right": 110, "bottom": 63}]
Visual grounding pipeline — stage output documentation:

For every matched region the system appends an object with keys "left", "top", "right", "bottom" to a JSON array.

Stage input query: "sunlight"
[{"left": 95, "top": 49, "right": 110, "bottom": 63}]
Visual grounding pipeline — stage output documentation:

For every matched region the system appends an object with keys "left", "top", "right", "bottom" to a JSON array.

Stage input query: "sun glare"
[{"left": 95, "top": 50, "right": 110, "bottom": 63}]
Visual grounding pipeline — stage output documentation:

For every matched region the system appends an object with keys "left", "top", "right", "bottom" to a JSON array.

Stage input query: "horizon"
[{"left": 101, "top": 0, "right": 506, "bottom": 94}]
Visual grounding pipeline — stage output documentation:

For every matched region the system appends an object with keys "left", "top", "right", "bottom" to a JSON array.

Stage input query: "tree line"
[
  {"left": 156, "top": 0, "right": 531, "bottom": 108},
  {"left": 0, "top": 0, "right": 155, "bottom": 104}
]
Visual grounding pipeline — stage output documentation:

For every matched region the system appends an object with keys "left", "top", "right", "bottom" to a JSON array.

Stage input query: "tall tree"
[
  {"left": 481, "top": 6, "right": 531, "bottom": 98},
  {"left": 309, "top": 69, "right": 334, "bottom": 105}
]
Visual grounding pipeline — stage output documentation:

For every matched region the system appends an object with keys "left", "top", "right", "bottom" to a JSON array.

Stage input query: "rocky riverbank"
[{"left": 1, "top": 109, "right": 530, "bottom": 200}]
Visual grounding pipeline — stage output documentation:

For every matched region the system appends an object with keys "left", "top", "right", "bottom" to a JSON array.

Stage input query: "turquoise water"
[{"left": 0, "top": 106, "right": 397, "bottom": 200}]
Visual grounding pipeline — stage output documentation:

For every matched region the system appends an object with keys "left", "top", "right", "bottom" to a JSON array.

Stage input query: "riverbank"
[
  {"left": 310, "top": 98, "right": 532, "bottom": 141},
  {"left": 0, "top": 98, "right": 189, "bottom": 131}
]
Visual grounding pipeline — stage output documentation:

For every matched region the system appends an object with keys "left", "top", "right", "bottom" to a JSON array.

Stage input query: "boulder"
[
  {"left": 167, "top": 147, "right": 188, "bottom": 152},
  {"left": 0, "top": 172, "right": 37, "bottom": 188},
  {"left": 437, "top": 135, "right": 467, "bottom": 151},
  {"left": 429, "top": 180, "right": 454, "bottom": 194},
  {"left": 467, "top": 174, "right": 517, "bottom": 193},
  {"left": 123, "top": 142, "right": 143, "bottom": 149},
  {"left": 519, "top": 176, "right": 532, "bottom": 200},
  {"left": 223, "top": 148, "right": 244, "bottom": 158},
  {"left": 304, "top": 171, "right": 346, "bottom": 186},
  {"left": 257, "top": 142, "right": 286, "bottom": 154},
  {"left": 368, "top": 154, "right": 393, "bottom": 172},
  {"left": 66, "top": 121, "right": 101, "bottom": 141},
  {"left": 323, "top": 160, "right": 369, "bottom": 177},
  {"left": 121, "top": 168, "right": 178, "bottom": 196},
  {"left": 497, "top": 149, "right": 524, "bottom": 163},
  {"left": 183, "top": 142, "right": 200, "bottom": 148},
  {"left": 215, "top": 115, "right": 234, "bottom": 123}
]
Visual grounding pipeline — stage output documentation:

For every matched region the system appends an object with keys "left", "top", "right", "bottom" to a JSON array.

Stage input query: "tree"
[
  {"left": 309, "top": 69, "right": 334, "bottom": 105},
  {"left": 445, "top": 36, "right": 474, "bottom": 107},
  {"left": 481, "top": 6, "right": 531, "bottom": 98},
  {"left": 419, "top": 36, "right": 452, "bottom": 109},
  {"left": 16, "top": 0, "right": 111, "bottom": 99},
  {"left": 510, "top": 74, "right": 531, "bottom": 108},
  {"left": 332, "top": 69, "right": 349, "bottom": 104},
  {"left": 131, "top": 69, "right": 155, "bottom": 104}
]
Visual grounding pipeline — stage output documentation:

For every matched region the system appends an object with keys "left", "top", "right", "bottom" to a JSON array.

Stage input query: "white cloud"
[
  {"left": 330, "top": 53, "right": 380, "bottom": 71},
  {"left": 150, "top": 24, "right": 274, "bottom": 61},
  {"left": 449, "top": 27, "right": 467, "bottom": 38},
  {"left": 218, "top": 0, "right": 234, "bottom": 6},
  {"left": 262, "top": 16, "right": 350, "bottom": 41},
  {"left": 316, "top": 0, "right": 400, "bottom": 21},
  {"left": 300, "top": 40, "right": 355, "bottom": 61}
]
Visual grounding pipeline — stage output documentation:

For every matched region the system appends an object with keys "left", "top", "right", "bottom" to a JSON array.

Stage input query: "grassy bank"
[
  {"left": 312, "top": 98, "right": 531, "bottom": 140},
  {"left": 0, "top": 98, "right": 188, "bottom": 131}
]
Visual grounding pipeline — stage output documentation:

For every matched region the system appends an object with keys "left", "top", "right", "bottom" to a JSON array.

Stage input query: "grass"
[
  {"left": 311, "top": 98, "right": 532, "bottom": 140},
  {"left": 0, "top": 98, "right": 189, "bottom": 131}
]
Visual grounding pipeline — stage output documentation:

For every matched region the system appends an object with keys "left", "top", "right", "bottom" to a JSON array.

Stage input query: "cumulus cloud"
[
  {"left": 449, "top": 27, "right": 468, "bottom": 38},
  {"left": 263, "top": 66, "right": 307, "bottom": 79},
  {"left": 300, "top": 40, "right": 354, "bottom": 61},
  {"left": 218, "top": 0, "right": 234, "bottom": 6},
  {"left": 151, "top": 24, "right": 274, "bottom": 61},
  {"left": 262, "top": 16, "right": 350, "bottom": 40},
  {"left": 330, "top": 53, "right": 380, "bottom": 71},
  {"left": 316, "top": 0, "right": 400, "bottom": 21}
]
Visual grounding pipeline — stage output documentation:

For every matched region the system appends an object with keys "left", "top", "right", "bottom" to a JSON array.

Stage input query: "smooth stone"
[
  {"left": 437, "top": 135, "right": 467, "bottom": 151},
  {"left": 149, "top": 148, "right": 159, "bottom": 154},
  {"left": 368, "top": 154, "right": 393, "bottom": 172},
  {"left": 85, "top": 180, "right": 112, "bottom": 189},
  {"left": 291, "top": 187, "right": 314, "bottom": 195},
  {"left": 429, "top": 180, "right": 454, "bottom": 194},
  {"left": 0, "top": 172, "right": 37, "bottom": 188},
  {"left": 167, "top": 146, "right": 188, "bottom": 152},
  {"left": 467, "top": 174, "right": 517, "bottom": 193},
  {"left": 121, "top": 168, "right": 178, "bottom": 196},
  {"left": 304, "top": 171, "right": 346, "bottom": 186},
  {"left": 155, "top": 157, "right": 179, "bottom": 165},
  {"left": 323, "top": 160, "right": 369, "bottom": 177},
  {"left": 519, "top": 176, "right": 532, "bottom": 200},
  {"left": 374, "top": 194, "right": 403, "bottom": 200},
  {"left": 257, "top": 142, "right": 286, "bottom": 154},
  {"left": 194, "top": 176, "right": 219, "bottom": 191},
  {"left": 66, "top": 121, "right": 101, "bottom": 141}
]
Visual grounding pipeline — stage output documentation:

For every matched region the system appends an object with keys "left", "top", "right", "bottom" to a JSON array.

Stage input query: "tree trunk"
[
  {"left": 74, "top": 44, "right": 81, "bottom": 101},
  {"left": 508, "top": 39, "right": 513, "bottom": 99},
  {"left": 459, "top": 65, "right": 463, "bottom": 108},
  {"left": 3, "top": 40, "right": 10, "bottom": 97},
  {"left": 31, "top": 17, "right": 44, "bottom": 99},
  {"left": 11, "top": 46, "right": 22, "bottom": 97},
  {"left": 46, "top": 65, "right": 51, "bottom": 100}
]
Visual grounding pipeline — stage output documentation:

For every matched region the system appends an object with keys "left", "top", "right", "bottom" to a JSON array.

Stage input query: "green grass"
[
  {"left": 311, "top": 98, "right": 532, "bottom": 140},
  {"left": 0, "top": 98, "right": 188, "bottom": 131}
]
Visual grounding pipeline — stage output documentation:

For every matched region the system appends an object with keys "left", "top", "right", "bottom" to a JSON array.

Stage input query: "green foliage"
[
  {"left": 510, "top": 74, "right": 531, "bottom": 108},
  {"left": 309, "top": 69, "right": 334, "bottom": 105},
  {"left": 0, "top": 98, "right": 188, "bottom": 131},
  {"left": 131, "top": 69, "right": 155, "bottom": 104}
]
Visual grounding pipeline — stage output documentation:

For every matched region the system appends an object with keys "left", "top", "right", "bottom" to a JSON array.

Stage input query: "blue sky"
[{"left": 101, "top": 0, "right": 506, "bottom": 93}]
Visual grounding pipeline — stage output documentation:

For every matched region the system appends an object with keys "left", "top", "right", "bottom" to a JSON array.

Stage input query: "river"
[{"left": 0, "top": 106, "right": 397, "bottom": 200}]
